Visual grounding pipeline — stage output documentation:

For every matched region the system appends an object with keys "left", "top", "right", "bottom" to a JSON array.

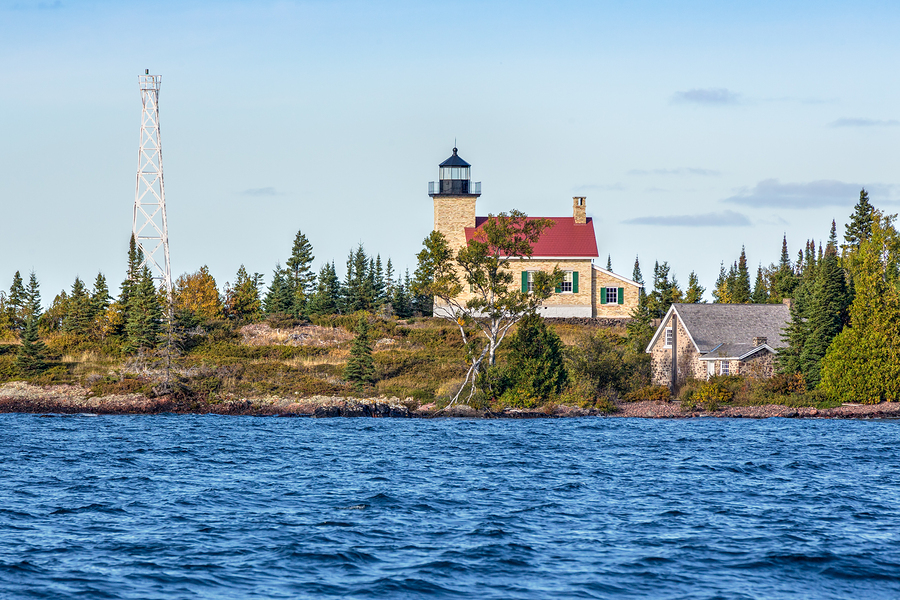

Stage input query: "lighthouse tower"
[{"left": 428, "top": 148, "right": 481, "bottom": 251}]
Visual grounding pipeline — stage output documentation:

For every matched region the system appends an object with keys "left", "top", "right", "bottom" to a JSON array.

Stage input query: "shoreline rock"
[{"left": 1, "top": 382, "right": 899, "bottom": 419}]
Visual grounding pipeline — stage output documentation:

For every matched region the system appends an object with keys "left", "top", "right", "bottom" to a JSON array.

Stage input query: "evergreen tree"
[
  {"left": 263, "top": 264, "right": 293, "bottom": 315},
  {"left": 90, "top": 273, "right": 112, "bottom": 320},
  {"left": 712, "top": 262, "right": 729, "bottom": 303},
  {"left": 844, "top": 188, "right": 875, "bottom": 249},
  {"left": 373, "top": 255, "right": 386, "bottom": 307},
  {"left": 685, "top": 271, "right": 705, "bottom": 303},
  {"left": 285, "top": 230, "right": 316, "bottom": 316},
  {"left": 632, "top": 256, "right": 644, "bottom": 286},
  {"left": 308, "top": 262, "right": 341, "bottom": 316},
  {"left": 225, "top": 265, "right": 263, "bottom": 320},
  {"left": 392, "top": 274, "right": 412, "bottom": 319},
  {"left": 7, "top": 271, "right": 26, "bottom": 332},
  {"left": 646, "top": 262, "right": 683, "bottom": 318},
  {"left": 0, "top": 292, "right": 10, "bottom": 339},
  {"left": 16, "top": 314, "right": 46, "bottom": 375},
  {"left": 344, "top": 316, "right": 375, "bottom": 392},
  {"left": 499, "top": 313, "right": 567, "bottom": 399},
  {"left": 751, "top": 265, "right": 769, "bottom": 303},
  {"left": 769, "top": 235, "right": 797, "bottom": 302},
  {"left": 800, "top": 222, "right": 850, "bottom": 387},
  {"left": 384, "top": 258, "right": 395, "bottom": 301},
  {"left": 365, "top": 257, "right": 377, "bottom": 309},
  {"left": 63, "top": 277, "right": 92, "bottom": 335},
  {"left": 118, "top": 235, "right": 144, "bottom": 332},
  {"left": 125, "top": 266, "right": 163, "bottom": 352},
  {"left": 606, "top": 255, "right": 613, "bottom": 271},
  {"left": 43, "top": 292, "right": 69, "bottom": 332},
  {"left": 409, "top": 268, "right": 433, "bottom": 316},
  {"left": 343, "top": 245, "right": 371, "bottom": 313},
  {"left": 732, "top": 247, "right": 751, "bottom": 303}
]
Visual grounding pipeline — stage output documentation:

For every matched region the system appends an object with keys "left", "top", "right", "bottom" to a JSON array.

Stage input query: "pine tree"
[
  {"left": 225, "top": 265, "right": 263, "bottom": 320},
  {"left": 500, "top": 312, "right": 567, "bottom": 399},
  {"left": 384, "top": 258, "right": 395, "bottom": 301},
  {"left": 373, "top": 255, "right": 386, "bottom": 307},
  {"left": 125, "top": 266, "right": 163, "bottom": 353},
  {"left": 263, "top": 264, "right": 293, "bottom": 315},
  {"left": 392, "top": 274, "right": 412, "bottom": 319},
  {"left": 751, "top": 265, "right": 769, "bottom": 303},
  {"left": 732, "top": 247, "right": 751, "bottom": 303},
  {"left": 118, "top": 235, "right": 144, "bottom": 332},
  {"left": 285, "top": 230, "right": 316, "bottom": 317},
  {"left": 63, "top": 277, "right": 92, "bottom": 336},
  {"left": 308, "top": 262, "right": 341, "bottom": 316},
  {"left": 16, "top": 313, "right": 46, "bottom": 375},
  {"left": 769, "top": 235, "right": 797, "bottom": 302},
  {"left": 606, "top": 255, "right": 613, "bottom": 271},
  {"left": 685, "top": 271, "right": 705, "bottom": 303},
  {"left": 712, "top": 262, "right": 729, "bottom": 303},
  {"left": 90, "top": 273, "right": 112, "bottom": 320},
  {"left": 7, "top": 271, "right": 26, "bottom": 332},
  {"left": 632, "top": 256, "right": 643, "bottom": 285},
  {"left": 0, "top": 292, "right": 10, "bottom": 339},
  {"left": 844, "top": 188, "right": 875, "bottom": 249},
  {"left": 343, "top": 245, "right": 371, "bottom": 313},
  {"left": 344, "top": 316, "right": 375, "bottom": 392},
  {"left": 646, "top": 262, "right": 683, "bottom": 318},
  {"left": 800, "top": 222, "right": 850, "bottom": 387}
]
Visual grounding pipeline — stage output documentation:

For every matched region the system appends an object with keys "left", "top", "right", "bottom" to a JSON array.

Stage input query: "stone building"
[
  {"left": 428, "top": 148, "right": 642, "bottom": 318},
  {"left": 646, "top": 302, "right": 792, "bottom": 387}
]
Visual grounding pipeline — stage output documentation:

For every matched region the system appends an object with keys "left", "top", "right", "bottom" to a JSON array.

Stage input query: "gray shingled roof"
[{"left": 672, "top": 303, "right": 791, "bottom": 353}]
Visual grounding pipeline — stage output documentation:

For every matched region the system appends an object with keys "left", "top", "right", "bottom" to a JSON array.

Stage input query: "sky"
[{"left": 2, "top": 0, "right": 899, "bottom": 304}]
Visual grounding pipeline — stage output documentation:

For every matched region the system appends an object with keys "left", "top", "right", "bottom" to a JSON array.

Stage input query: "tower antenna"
[{"left": 133, "top": 69, "right": 173, "bottom": 301}]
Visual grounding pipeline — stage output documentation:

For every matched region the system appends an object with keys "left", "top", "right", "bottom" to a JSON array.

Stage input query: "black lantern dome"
[{"left": 428, "top": 148, "right": 481, "bottom": 196}]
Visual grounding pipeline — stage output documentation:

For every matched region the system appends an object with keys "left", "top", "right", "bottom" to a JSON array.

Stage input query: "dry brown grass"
[{"left": 239, "top": 323, "right": 353, "bottom": 347}]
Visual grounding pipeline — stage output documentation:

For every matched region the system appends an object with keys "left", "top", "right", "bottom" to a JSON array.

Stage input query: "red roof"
[{"left": 464, "top": 216, "right": 598, "bottom": 258}]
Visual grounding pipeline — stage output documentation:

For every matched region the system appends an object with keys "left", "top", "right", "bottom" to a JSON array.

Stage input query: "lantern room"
[{"left": 428, "top": 148, "right": 481, "bottom": 196}]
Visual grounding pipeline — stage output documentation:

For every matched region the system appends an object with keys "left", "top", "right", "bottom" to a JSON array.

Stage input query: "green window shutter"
[
  {"left": 618, "top": 287, "right": 625, "bottom": 304},
  {"left": 600, "top": 287, "right": 606, "bottom": 304},
  {"left": 521, "top": 270, "right": 528, "bottom": 292},
  {"left": 573, "top": 271, "right": 579, "bottom": 293},
  {"left": 555, "top": 281, "right": 562, "bottom": 293}
]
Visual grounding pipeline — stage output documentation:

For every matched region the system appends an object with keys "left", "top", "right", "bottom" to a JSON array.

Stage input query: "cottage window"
[
  {"left": 560, "top": 271, "right": 573, "bottom": 293},
  {"left": 664, "top": 327, "right": 673, "bottom": 348},
  {"left": 720, "top": 361, "right": 730, "bottom": 376},
  {"left": 605, "top": 287, "right": 618, "bottom": 304},
  {"left": 526, "top": 271, "right": 534, "bottom": 293}
]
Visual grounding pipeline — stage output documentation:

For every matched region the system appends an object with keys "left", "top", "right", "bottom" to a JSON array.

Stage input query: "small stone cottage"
[
  {"left": 428, "top": 147, "right": 642, "bottom": 318},
  {"left": 646, "top": 302, "right": 791, "bottom": 387}
]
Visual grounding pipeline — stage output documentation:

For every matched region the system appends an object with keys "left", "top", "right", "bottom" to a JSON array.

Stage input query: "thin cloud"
[
  {"left": 723, "top": 179, "right": 866, "bottom": 209},
  {"left": 830, "top": 118, "right": 900, "bottom": 128},
  {"left": 672, "top": 88, "right": 740, "bottom": 106},
  {"left": 628, "top": 168, "right": 720, "bottom": 177},
  {"left": 624, "top": 210, "right": 750, "bottom": 227},
  {"left": 241, "top": 187, "right": 279, "bottom": 197}
]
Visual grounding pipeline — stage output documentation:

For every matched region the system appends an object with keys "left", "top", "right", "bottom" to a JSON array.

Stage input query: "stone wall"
[
  {"left": 591, "top": 268, "right": 641, "bottom": 318},
  {"left": 649, "top": 314, "right": 702, "bottom": 387},
  {"left": 433, "top": 196, "right": 477, "bottom": 251},
  {"left": 737, "top": 350, "right": 776, "bottom": 379}
]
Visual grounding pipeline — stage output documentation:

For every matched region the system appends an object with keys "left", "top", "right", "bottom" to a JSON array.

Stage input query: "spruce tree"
[
  {"left": 392, "top": 274, "right": 412, "bottom": 319},
  {"left": 125, "top": 266, "right": 163, "bottom": 353},
  {"left": 501, "top": 312, "right": 567, "bottom": 399},
  {"left": 119, "top": 235, "right": 144, "bottom": 331},
  {"left": 373, "top": 255, "right": 386, "bottom": 307},
  {"left": 226, "top": 265, "right": 263, "bottom": 320},
  {"left": 344, "top": 316, "right": 375, "bottom": 392},
  {"left": 712, "top": 262, "right": 728, "bottom": 303},
  {"left": 7, "top": 271, "right": 26, "bottom": 332},
  {"left": 63, "top": 277, "right": 92, "bottom": 336},
  {"left": 770, "top": 235, "right": 797, "bottom": 302},
  {"left": 685, "top": 271, "right": 705, "bottom": 303},
  {"left": 844, "top": 188, "right": 875, "bottom": 249},
  {"left": 16, "top": 314, "right": 47, "bottom": 375},
  {"left": 90, "top": 273, "right": 112, "bottom": 320},
  {"left": 647, "top": 262, "right": 682, "bottom": 318},
  {"left": 606, "top": 255, "right": 613, "bottom": 271},
  {"left": 384, "top": 258, "right": 395, "bottom": 301},
  {"left": 800, "top": 222, "right": 850, "bottom": 387},
  {"left": 285, "top": 230, "right": 316, "bottom": 317},
  {"left": 732, "top": 247, "right": 751, "bottom": 303},
  {"left": 263, "top": 265, "right": 293, "bottom": 315},
  {"left": 632, "top": 256, "right": 644, "bottom": 294},
  {"left": 751, "top": 265, "right": 769, "bottom": 303},
  {"left": 308, "top": 262, "right": 341, "bottom": 316}
]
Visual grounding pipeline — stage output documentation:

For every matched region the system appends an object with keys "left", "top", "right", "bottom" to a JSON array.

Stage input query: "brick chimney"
[
  {"left": 573, "top": 196, "right": 586, "bottom": 224},
  {"left": 752, "top": 336, "right": 767, "bottom": 347}
]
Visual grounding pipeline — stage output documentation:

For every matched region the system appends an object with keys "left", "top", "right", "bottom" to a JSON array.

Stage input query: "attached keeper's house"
[
  {"left": 429, "top": 147, "right": 641, "bottom": 318},
  {"left": 646, "top": 302, "right": 791, "bottom": 387}
]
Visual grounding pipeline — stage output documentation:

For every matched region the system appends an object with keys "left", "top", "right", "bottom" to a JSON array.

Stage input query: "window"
[
  {"left": 605, "top": 287, "right": 618, "bottom": 305},
  {"left": 664, "top": 327, "right": 673, "bottom": 348},
  {"left": 720, "top": 361, "right": 730, "bottom": 376},
  {"left": 526, "top": 271, "right": 534, "bottom": 293},
  {"left": 560, "top": 271, "right": 573, "bottom": 293}
]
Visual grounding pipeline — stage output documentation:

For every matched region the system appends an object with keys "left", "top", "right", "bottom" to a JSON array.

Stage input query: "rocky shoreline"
[{"left": 1, "top": 382, "right": 899, "bottom": 419}]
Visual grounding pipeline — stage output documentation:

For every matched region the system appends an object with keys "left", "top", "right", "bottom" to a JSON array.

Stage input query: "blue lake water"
[{"left": 1, "top": 415, "right": 898, "bottom": 599}]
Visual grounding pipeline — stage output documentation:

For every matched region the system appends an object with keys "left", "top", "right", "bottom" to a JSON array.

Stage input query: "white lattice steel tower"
[{"left": 133, "top": 69, "right": 173, "bottom": 299}]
